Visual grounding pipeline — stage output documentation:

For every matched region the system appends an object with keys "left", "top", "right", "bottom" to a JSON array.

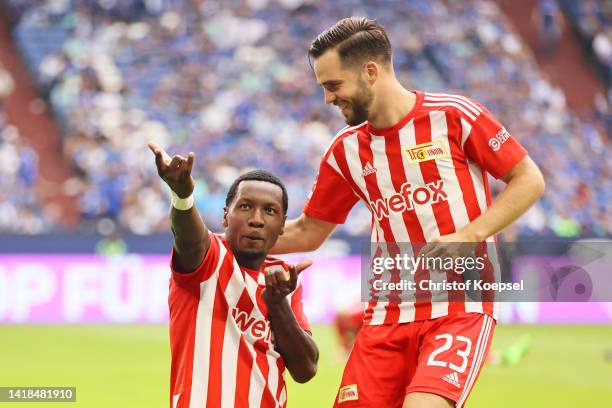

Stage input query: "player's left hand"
[
  {"left": 262, "top": 260, "right": 312, "bottom": 305},
  {"left": 419, "top": 231, "right": 478, "bottom": 262}
]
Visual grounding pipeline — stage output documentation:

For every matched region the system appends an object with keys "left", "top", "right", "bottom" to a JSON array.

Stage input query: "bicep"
[
  {"left": 294, "top": 213, "right": 337, "bottom": 251},
  {"left": 500, "top": 155, "right": 543, "bottom": 184}
]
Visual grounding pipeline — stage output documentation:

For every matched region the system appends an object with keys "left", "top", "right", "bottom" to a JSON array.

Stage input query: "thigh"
[
  {"left": 406, "top": 313, "right": 495, "bottom": 408},
  {"left": 333, "top": 324, "right": 416, "bottom": 408}
]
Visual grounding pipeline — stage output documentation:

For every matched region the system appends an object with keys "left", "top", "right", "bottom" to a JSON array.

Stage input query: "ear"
[
  {"left": 363, "top": 61, "right": 378, "bottom": 84},
  {"left": 223, "top": 207, "right": 228, "bottom": 228},
  {"left": 279, "top": 214, "right": 287, "bottom": 235}
]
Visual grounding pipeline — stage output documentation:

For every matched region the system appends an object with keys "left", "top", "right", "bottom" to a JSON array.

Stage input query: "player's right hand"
[
  {"left": 148, "top": 142, "right": 195, "bottom": 198},
  {"left": 262, "top": 260, "right": 312, "bottom": 306}
]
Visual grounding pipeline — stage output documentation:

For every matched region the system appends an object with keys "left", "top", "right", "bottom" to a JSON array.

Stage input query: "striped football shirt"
[
  {"left": 168, "top": 233, "right": 310, "bottom": 407},
  {"left": 305, "top": 90, "right": 527, "bottom": 325}
]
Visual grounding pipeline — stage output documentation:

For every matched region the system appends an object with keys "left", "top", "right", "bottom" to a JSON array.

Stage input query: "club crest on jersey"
[
  {"left": 338, "top": 384, "right": 358, "bottom": 403},
  {"left": 405, "top": 140, "right": 449, "bottom": 163}
]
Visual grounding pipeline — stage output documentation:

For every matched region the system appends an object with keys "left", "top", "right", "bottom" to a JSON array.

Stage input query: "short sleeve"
[
  {"left": 462, "top": 105, "right": 527, "bottom": 179},
  {"left": 170, "top": 232, "right": 220, "bottom": 287},
  {"left": 289, "top": 282, "right": 311, "bottom": 334},
  {"left": 304, "top": 156, "right": 359, "bottom": 224}
]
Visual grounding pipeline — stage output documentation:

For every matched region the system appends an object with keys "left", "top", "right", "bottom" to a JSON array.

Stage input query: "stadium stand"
[
  {"left": 0, "top": 61, "right": 50, "bottom": 233},
  {"left": 2, "top": 0, "right": 611, "bottom": 237}
]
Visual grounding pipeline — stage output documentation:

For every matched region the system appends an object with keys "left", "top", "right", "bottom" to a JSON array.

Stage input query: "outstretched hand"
[
  {"left": 262, "top": 260, "right": 312, "bottom": 305},
  {"left": 148, "top": 142, "right": 195, "bottom": 198}
]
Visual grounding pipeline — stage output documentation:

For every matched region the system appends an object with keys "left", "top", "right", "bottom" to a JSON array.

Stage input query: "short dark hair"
[
  {"left": 225, "top": 169, "right": 288, "bottom": 215},
  {"left": 308, "top": 17, "right": 392, "bottom": 67}
]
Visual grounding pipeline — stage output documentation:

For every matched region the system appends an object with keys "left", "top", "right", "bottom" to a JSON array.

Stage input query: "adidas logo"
[
  {"left": 362, "top": 162, "right": 377, "bottom": 177},
  {"left": 442, "top": 371, "right": 461, "bottom": 388}
]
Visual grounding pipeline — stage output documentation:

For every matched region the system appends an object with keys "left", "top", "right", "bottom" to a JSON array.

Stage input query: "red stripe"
[
  {"left": 206, "top": 286, "right": 226, "bottom": 407},
  {"left": 414, "top": 114, "right": 456, "bottom": 235},
  {"left": 275, "top": 359, "right": 285, "bottom": 403},
  {"left": 252, "top": 284, "right": 275, "bottom": 407},
  {"left": 205, "top": 251, "right": 235, "bottom": 407},
  {"left": 443, "top": 112, "right": 472, "bottom": 314},
  {"left": 447, "top": 113, "right": 482, "bottom": 222},
  {"left": 384, "top": 129, "right": 428, "bottom": 322},
  {"left": 331, "top": 134, "right": 369, "bottom": 203},
  {"left": 354, "top": 133, "right": 403, "bottom": 324},
  {"left": 234, "top": 340, "right": 253, "bottom": 406},
  {"left": 168, "top": 288, "right": 199, "bottom": 408}
]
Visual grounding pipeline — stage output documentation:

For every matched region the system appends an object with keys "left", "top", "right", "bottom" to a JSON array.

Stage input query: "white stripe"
[
  {"left": 279, "top": 385, "right": 287, "bottom": 407},
  {"left": 484, "top": 237, "right": 501, "bottom": 320},
  {"left": 220, "top": 257, "right": 248, "bottom": 407},
  {"left": 459, "top": 117, "right": 473, "bottom": 149},
  {"left": 323, "top": 122, "right": 365, "bottom": 155},
  {"left": 370, "top": 136, "right": 410, "bottom": 243},
  {"left": 456, "top": 315, "right": 489, "bottom": 405},
  {"left": 423, "top": 102, "right": 476, "bottom": 121},
  {"left": 397, "top": 119, "right": 442, "bottom": 321},
  {"left": 398, "top": 120, "right": 440, "bottom": 240},
  {"left": 189, "top": 239, "right": 226, "bottom": 407},
  {"left": 429, "top": 111, "right": 471, "bottom": 230},
  {"left": 343, "top": 135, "right": 388, "bottom": 325},
  {"left": 457, "top": 315, "right": 493, "bottom": 407},
  {"left": 424, "top": 96, "right": 482, "bottom": 117},
  {"left": 172, "top": 393, "right": 180, "bottom": 408},
  {"left": 467, "top": 161, "right": 487, "bottom": 214},
  {"left": 425, "top": 93, "right": 482, "bottom": 114},
  {"left": 326, "top": 150, "right": 342, "bottom": 174},
  {"left": 246, "top": 345, "right": 266, "bottom": 408},
  {"left": 370, "top": 135, "right": 415, "bottom": 322},
  {"left": 266, "top": 353, "right": 279, "bottom": 407},
  {"left": 242, "top": 272, "right": 279, "bottom": 407}
]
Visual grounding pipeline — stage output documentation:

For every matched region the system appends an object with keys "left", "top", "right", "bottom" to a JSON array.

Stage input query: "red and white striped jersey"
[
  {"left": 305, "top": 90, "right": 527, "bottom": 325},
  {"left": 168, "top": 233, "right": 310, "bottom": 408}
]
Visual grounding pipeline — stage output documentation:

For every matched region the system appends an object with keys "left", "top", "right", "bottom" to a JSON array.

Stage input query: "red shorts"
[{"left": 333, "top": 312, "right": 495, "bottom": 408}]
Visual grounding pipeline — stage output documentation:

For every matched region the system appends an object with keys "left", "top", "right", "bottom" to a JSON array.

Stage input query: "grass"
[{"left": 0, "top": 324, "right": 611, "bottom": 407}]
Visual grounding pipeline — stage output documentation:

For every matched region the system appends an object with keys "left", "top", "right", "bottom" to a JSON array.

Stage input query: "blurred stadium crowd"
[
  {"left": 1, "top": 0, "right": 610, "bottom": 237},
  {"left": 0, "top": 62, "right": 46, "bottom": 233}
]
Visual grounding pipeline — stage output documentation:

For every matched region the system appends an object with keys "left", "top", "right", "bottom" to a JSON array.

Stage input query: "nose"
[
  {"left": 248, "top": 208, "right": 264, "bottom": 228},
  {"left": 323, "top": 88, "right": 336, "bottom": 105}
]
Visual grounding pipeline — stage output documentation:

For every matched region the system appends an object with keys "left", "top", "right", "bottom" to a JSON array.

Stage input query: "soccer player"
[
  {"left": 148, "top": 143, "right": 318, "bottom": 408},
  {"left": 272, "top": 17, "right": 545, "bottom": 408}
]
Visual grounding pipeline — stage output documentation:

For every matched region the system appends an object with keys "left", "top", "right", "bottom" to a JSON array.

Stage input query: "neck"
[
  {"left": 233, "top": 251, "right": 265, "bottom": 270},
  {"left": 368, "top": 77, "right": 416, "bottom": 130}
]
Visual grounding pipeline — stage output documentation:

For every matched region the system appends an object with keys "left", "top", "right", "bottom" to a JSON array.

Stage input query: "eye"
[
  {"left": 265, "top": 207, "right": 277, "bottom": 215},
  {"left": 239, "top": 203, "right": 251, "bottom": 210}
]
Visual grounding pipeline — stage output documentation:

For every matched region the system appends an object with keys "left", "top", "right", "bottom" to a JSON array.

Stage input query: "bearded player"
[
  {"left": 149, "top": 142, "right": 318, "bottom": 407},
  {"left": 272, "top": 17, "right": 545, "bottom": 408}
]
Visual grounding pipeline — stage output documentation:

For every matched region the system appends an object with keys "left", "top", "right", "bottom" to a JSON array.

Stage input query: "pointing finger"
[
  {"left": 187, "top": 152, "right": 195, "bottom": 173},
  {"left": 294, "top": 260, "right": 313, "bottom": 275}
]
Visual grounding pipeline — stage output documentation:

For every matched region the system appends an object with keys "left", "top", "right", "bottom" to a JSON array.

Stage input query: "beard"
[{"left": 339, "top": 79, "right": 374, "bottom": 126}]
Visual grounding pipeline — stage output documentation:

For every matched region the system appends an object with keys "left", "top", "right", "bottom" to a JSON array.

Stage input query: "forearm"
[
  {"left": 170, "top": 206, "right": 210, "bottom": 272},
  {"left": 462, "top": 164, "right": 545, "bottom": 242},
  {"left": 271, "top": 214, "right": 336, "bottom": 254},
  {"left": 267, "top": 299, "right": 318, "bottom": 383}
]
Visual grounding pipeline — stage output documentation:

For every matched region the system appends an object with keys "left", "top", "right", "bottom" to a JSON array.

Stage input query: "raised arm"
[
  {"left": 270, "top": 213, "right": 337, "bottom": 254},
  {"left": 148, "top": 142, "right": 210, "bottom": 273},
  {"left": 263, "top": 261, "right": 319, "bottom": 383}
]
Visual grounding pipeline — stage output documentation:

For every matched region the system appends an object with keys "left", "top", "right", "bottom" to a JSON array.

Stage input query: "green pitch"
[{"left": 0, "top": 324, "right": 610, "bottom": 407}]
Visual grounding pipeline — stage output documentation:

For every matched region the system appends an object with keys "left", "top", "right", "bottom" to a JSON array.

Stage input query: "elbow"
[
  {"left": 533, "top": 169, "right": 546, "bottom": 200},
  {"left": 307, "top": 238, "right": 325, "bottom": 252},
  {"left": 291, "top": 362, "right": 318, "bottom": 384}
]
